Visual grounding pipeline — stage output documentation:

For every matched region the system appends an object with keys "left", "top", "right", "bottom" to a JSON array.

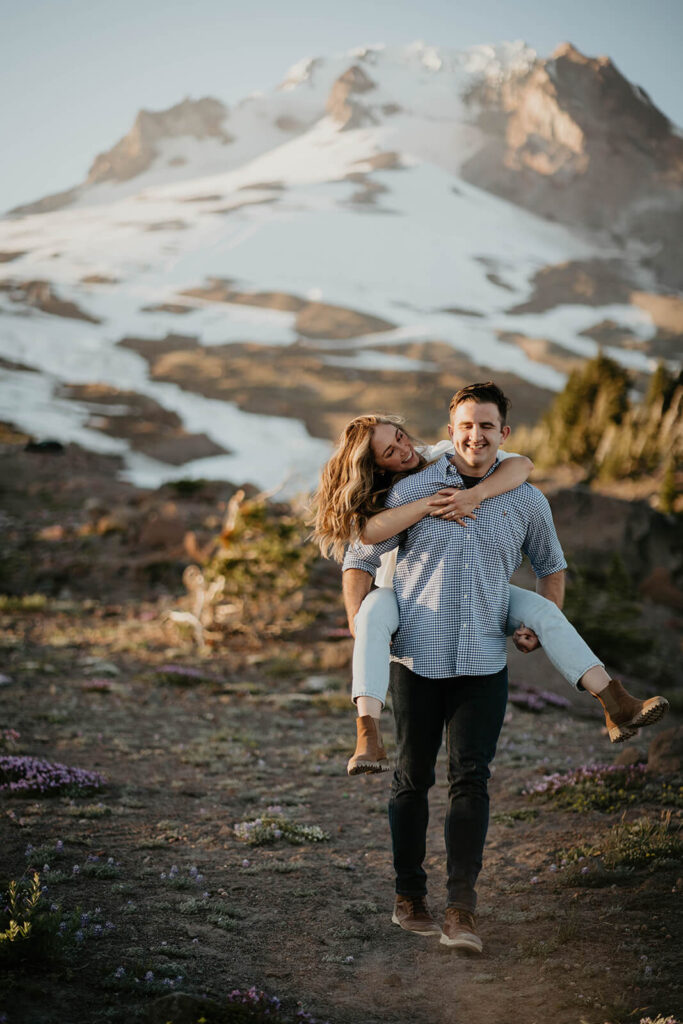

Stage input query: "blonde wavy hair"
[{"left": 310, "top": 413, "right": 427, "bottom": 562}]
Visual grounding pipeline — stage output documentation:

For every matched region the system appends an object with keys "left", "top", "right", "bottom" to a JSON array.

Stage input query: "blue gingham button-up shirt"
[{"left": 342, "top": 454, "right": 567, "bottom": 679}]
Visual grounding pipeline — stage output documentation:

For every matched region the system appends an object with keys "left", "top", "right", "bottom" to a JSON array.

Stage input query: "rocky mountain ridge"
[
  {"left": 10, "top": 39, "right": 683, "bottom": 291},
  {"left": 461, "top": 43, "right": 683, "bottom": 288},
  {"left": 1, "top": 40, "right": 681, "bottom": 494}
]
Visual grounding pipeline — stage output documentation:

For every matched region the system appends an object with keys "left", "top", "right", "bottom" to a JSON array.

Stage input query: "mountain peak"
[
  {"left": 87, "top": 96, "right": 230, "bottom": 186},
  {"left": 551, "top": 41, "right": 600, "bottom": 64}
]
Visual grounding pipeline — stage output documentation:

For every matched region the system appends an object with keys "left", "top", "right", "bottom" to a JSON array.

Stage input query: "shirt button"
[{"left": 464, "top": 564, "right": 469, "bottom": 569}]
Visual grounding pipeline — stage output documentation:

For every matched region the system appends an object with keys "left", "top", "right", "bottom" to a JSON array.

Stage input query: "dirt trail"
[{"left": 0, "top": 440, "right": 680, "bottom": 1024}]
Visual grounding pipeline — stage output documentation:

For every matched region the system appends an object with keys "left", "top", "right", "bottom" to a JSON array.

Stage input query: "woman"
[{"left": 311, "top": 413, "right": 668, "bottom": 774}]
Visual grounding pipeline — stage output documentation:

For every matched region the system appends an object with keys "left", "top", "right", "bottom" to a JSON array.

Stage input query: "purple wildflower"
[{"left": 0, "top": 755, "right": 106, "bottom": 795}]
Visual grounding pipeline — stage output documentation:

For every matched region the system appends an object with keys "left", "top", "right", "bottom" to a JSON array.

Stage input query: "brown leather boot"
[
  {"left": 347, "top": 715, "right": 389, "bottom": 775},
  {"left": 440, "top": 907, "right": 483, "bottom": 953},
  {"left": 391, "top": 894, "right": 442, "bottom": 937},
  {"left": 593, "top": 679, "right": 669, "bottom": 743}
]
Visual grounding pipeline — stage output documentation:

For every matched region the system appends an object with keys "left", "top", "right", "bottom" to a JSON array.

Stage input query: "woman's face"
[{"left": 370, "top": 423, "right": 420, "bottom": 473}]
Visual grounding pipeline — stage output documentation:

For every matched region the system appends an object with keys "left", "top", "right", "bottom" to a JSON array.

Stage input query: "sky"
[{"left": 2, "top": 0, "right": 683, "bottom": 214}]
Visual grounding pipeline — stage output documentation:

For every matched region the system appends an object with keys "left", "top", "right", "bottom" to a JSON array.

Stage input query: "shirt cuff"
[
  {"left": 341, "top": 558, "right": 378, "bottom": 578},
  {"left": 535, "top": 558, "right": 568, "bottom": 578}
]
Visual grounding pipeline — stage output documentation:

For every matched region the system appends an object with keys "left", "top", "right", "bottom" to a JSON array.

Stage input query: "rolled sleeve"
[
  {"left": 342, "top": 534, "right": 400, "bottom": 577},
  {"left": 522, "top": 491, "right": 568, "bottom": 578}
]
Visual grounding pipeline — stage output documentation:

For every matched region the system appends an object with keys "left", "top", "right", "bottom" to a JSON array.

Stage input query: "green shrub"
[{"left": 557, "top": 814, "right": 682, "bottom": 871}]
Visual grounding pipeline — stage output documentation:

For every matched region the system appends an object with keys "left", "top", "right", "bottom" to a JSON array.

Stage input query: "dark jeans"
[{"left": 388, "top": 662, "right": 508, "bottom": 913}]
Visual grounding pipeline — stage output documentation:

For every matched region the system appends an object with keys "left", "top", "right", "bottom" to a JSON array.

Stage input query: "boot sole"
[
  {"left": 347, "top": 759, "right": 390, "bottom": 776},
  {"left": 391, "top": 912, "right": 442, "bottom": 937},
  {"left": 609, "top": 697, "right": 669, "bottom": 743},
  {"left": 439, "top": 932, "right": 483, "bottom": 954}
]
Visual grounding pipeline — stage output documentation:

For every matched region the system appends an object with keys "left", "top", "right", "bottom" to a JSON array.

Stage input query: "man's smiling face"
[{"left": 447, "top": 400, "right": 510, "bottom": 474}]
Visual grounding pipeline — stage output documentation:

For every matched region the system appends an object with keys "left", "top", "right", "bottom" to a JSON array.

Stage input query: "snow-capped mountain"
[{"left": 1, "top": 41, "right": 681, "bottom": 493}]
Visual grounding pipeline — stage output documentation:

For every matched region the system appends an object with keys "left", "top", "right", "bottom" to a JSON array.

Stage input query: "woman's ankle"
[
  {"left": 580, "top": 666, "right": 611, "bottom": 695},
  {"left": 356, "top": 696, "right": 382, "bottom": 719}
]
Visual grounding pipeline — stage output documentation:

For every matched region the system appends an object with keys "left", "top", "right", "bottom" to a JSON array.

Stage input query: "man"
[{"left": 341, "top": 382, "right": 567, "bottom": 954}]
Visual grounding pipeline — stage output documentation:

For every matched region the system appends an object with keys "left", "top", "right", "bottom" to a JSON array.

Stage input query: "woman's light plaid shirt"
[{"left": 342, "top": 454, "right": 567, "bottom": 679}]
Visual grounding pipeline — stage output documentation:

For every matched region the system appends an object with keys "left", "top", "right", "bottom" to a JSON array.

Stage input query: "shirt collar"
[{"left": 439, "top": 454, "right": 501, "bottom": 486}]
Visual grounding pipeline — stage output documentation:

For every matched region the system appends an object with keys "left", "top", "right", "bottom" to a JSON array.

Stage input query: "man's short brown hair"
[{"left": 449, "top": 382, "right": 511, "bottom": 426}]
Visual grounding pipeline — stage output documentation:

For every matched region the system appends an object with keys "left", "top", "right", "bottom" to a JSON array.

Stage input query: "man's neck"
[{"left": 448, "top": 452, "right": 496, "bottom": 479}]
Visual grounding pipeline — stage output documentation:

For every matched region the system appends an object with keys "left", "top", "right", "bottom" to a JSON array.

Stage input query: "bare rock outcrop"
[
  {"left": 0, "top": 280, "right": 101, "bottom": 323},
  {"left": 507, "top": 260, "right": 634, "bottom": 314},
  {"left": 295, "top": 301, "right": 394, "bottom": 339},
  {"left": 9, "top": 97, "right": 232, "bottom": 215},
  {"left": 9, "top": 186, "right": 81, "bottom": 217},
  {"left": 462, "top": 43, "right": 683, "bottom": 288},
  {"left": 179, "top": 280, "right": 394, "bottom": 336},
  {"left": 87, "top": 97, "right": 231, "bottom": 185},
  {"left": 546, "top": 486, "right": 683, "bottom": 591},
  {"left": 647, "top": 726, "right": 683, "bottom": 774},
  {"left": 181, "top": 279, "right": 306, "bottom": 312},
  {"left": 326, "top": 65, "right": 377, "bottom": 129},
  {"left": 59, "top": 383, "right": 228, "bottom": 464}
]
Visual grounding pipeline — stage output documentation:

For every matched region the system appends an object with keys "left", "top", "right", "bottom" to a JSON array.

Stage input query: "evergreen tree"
[
  {"left": 658, "top": 458, "right": 679, "bottom": 515},
  {"left": 541, "top": 352, "right": 630, "bottom": 467},
  {"left": 646, "top": 362, "right": 676, "bottom": 413}
]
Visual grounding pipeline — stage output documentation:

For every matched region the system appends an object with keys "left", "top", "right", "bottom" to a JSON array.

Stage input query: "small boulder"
[
  {"left": 139, "top": 507, "right": 186, "bottom": 550},
  {"left": 647, "top": 725, "right": 683, "bottom": 774},
  {"left": 613, "top": 745, "right": 646, "bottom": 766}
]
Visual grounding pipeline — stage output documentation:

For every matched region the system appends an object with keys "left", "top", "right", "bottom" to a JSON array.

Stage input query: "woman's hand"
[
  {"left": 427, "top": 488, "right": 479, "bottom": 526},
  {"left": 512, "top": 625, "right": 541, "bottom": 652}
]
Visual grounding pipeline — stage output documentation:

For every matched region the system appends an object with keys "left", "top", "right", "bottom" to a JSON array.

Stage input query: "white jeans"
[{"left": 352, "top": 585, "right": 603, "bottom": 705}]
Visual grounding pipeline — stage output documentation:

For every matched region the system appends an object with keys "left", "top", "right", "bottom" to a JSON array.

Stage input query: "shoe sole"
[
  {"left": 439, "top": 933, "right": 483, "bottom": 954},
  {"left": 609, "top": 697, "right": 669, "bottom": 743},
  {"left": 391, "top": 912, "right": 442, "bottom": 937},
  {"left": 347, "top": 760, "right": 390, "bottom": 776}
]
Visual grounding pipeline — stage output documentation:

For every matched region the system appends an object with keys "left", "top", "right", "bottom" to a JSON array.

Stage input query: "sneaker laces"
[
  {"left": 448, "top": 908, "right": 476, "bottom": 931},
  {"left": 407, "top": 895, "right": 430, "bottom": 916}
]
